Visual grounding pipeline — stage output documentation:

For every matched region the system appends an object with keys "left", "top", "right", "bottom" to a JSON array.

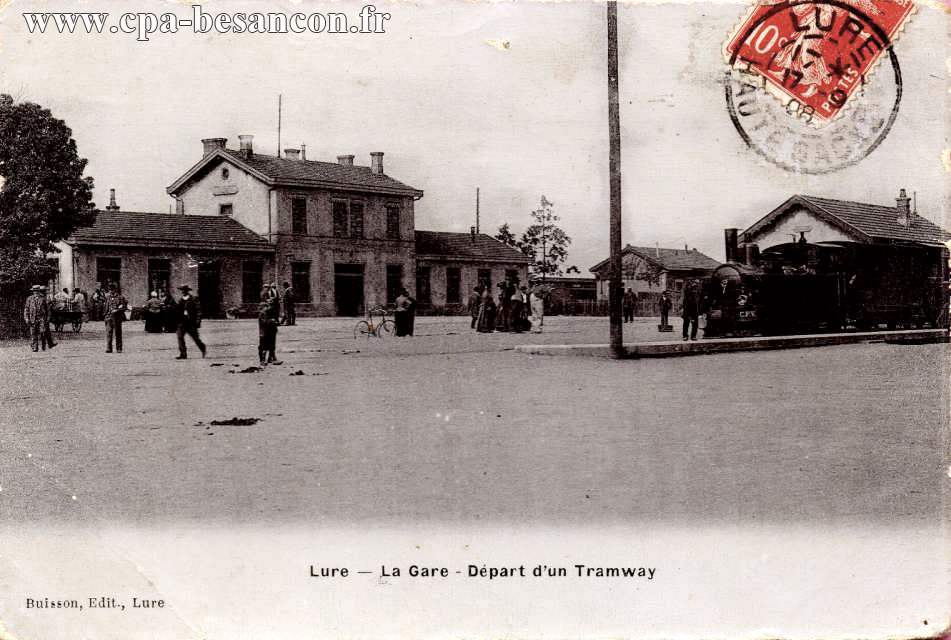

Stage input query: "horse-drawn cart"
[{"left": 50, "top": 307, "right": 83, "bottom": 333}]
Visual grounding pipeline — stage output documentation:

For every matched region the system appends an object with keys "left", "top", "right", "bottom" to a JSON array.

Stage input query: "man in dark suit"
[
  {"left": 174, "top": 285, "right": 206, "bottom": 359},
  {"left": 280, "top": 281, "right": 296, "bottom": 326},
  {"left": 681, "top": 280, "right": 702, "bottom": 341},
  {"left": 102, "top": 282, "right": 126, "bottom": 353},
  {"left": 23, "top": 284, "right": 48, "bottom": 352},
  {"left": 622, "top": 288, "right": 637, "bottom": 323}
]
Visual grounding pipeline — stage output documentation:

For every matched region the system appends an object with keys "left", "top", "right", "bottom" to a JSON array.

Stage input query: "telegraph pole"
[{"left": 607, "top": 1, "right": 624, "bottom": 357}]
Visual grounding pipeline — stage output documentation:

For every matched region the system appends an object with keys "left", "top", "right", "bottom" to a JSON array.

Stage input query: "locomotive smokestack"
[{"left": 724, "top": 228, "right": 740, "bottom": 263}]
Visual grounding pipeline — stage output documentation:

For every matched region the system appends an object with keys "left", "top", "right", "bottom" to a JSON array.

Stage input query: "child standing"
[{"left": 257, "top": 300, "right": 280, "bottom": 366}]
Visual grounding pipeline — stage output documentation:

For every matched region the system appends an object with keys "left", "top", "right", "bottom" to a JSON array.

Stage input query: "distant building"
[
  {"left": 590, "top": 244, "right": 719, "bottom": 313},
  {"left": 529, "top": 275, "right": 597, "bottom": 315},
  {"left": 53, "top": 135, "right": 527, "bottom": 316}
]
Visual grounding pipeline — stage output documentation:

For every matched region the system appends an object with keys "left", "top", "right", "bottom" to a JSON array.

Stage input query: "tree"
[
  {"left": 634, "top": 262, "right": 664, "bottom": 288},
  {"left": 494, "top": 223, "right": 520, "bottom": 249},
  {"left": 623, "top": 254, "right": 664, "bottom": 289},
  {"left": 0, "top": 94, "right": 96, "bottom": 286},
  {"left": 520, "top": 195, "right": 571, "bottom": 279}
]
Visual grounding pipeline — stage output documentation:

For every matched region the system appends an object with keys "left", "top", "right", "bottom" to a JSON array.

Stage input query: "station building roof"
[
  {"left": 415, "top": 230, "right": 531, "bottom": 264},
  {"left": 745, "top": 195, "right": 951, "bottom": 246},
  {"left": 64, "top": 210, "right": 274, "bottom": 253},
  {"left": 590, "top": 245, "right": 720, "bottom": 274},
  {"left": 168, "top": 148, "right": 423, "bottom": 198}
]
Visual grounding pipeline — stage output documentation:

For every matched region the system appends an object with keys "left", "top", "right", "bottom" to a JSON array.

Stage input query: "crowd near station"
[{"left": 19, "top": 273, "right": 556, "bottom": 363}]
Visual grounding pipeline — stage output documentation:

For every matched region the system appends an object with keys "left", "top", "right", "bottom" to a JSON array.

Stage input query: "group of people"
[
  {"left": 619, "top": 286, "right": 690, "bottom": 338},
  {"left": 52, "top": 287, "right": 86, "bottom": 315},
  {"left": 470, "top": 279, "right": 546, "bottom": 334},
  {"left": 25, "top": 275, "right": 594, "bottom": 363},
  {"left": 259, "top": 282, "right": 297, "bottom": 326},
  {"left": 141, "top": 290, "right": 180, "bottom": 333},
  {"left": 97, "top": 282, "right": 206, "bottom": 358},
  {"left": 23, "top": 281, "right": 207, "bottom": 358},
  {"left": 255, "top": 281, "right": 297, "bottom": 364}
]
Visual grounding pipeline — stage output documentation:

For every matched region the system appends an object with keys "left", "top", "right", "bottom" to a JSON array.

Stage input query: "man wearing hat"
[
  {"left": 39, "top": 286, "right": 57, "bottom": 350},
  {"left": 22, "top": 285, "right": 49, "bottom": 352},
  {"left": 103, "top": 282, "right": 128, "bottom": 353},
  {"left": 174, "top": 285, "right": 206, "bottom": 359}
]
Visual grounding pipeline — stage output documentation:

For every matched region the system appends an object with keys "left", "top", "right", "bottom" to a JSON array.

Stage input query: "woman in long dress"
[
  {"left": 143, "top": 291, "right": 164, "bottom": 333},
  {"left": 475, "top": 288, "right": 496, "bottom": 333},
  {"left": 394, "top": 289, "right": 413, "bottom": 336}
]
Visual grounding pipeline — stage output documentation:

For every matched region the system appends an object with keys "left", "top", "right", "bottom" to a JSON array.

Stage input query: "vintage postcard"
[{"left": 0, "top": 0, "right": 948, "bottom": 638}]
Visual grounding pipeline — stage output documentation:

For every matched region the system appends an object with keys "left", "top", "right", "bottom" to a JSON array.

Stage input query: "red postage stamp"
[{"left": 725, "top": 0, "right": 915, "bottom": 123}]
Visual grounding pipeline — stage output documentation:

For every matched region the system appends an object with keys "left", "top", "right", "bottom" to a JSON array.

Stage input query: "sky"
[{"left": 0, "top": 0, "right": 947, "bottom": 269}]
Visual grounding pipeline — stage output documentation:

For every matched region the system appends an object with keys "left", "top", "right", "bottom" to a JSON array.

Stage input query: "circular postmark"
[{"left": 724, "top": 0, "right": 909, "bottom": 174}]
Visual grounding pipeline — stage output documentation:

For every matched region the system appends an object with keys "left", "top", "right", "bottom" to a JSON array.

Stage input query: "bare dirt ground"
[{"left": 0, "top": 316, "right": 946, "bottom": 527}]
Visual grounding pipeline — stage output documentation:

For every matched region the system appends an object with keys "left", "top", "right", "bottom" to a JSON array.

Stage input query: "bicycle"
[{"left": 353, "top": 306, "right": 396, "bottom": 338}]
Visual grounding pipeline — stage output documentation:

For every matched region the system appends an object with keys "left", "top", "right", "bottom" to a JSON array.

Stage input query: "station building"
[{"left": 55, "top": 135, "right": 528, "bottom": 316}]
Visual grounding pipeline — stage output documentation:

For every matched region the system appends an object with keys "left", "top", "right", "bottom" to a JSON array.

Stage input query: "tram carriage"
[{"left": 702, "top": 238, "right": 949, "bottom": 338}]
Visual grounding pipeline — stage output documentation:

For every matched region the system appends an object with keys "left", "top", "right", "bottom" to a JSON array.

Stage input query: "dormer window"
[
  {"left": 221, "top": 167, "right": 230, "bottom": 180},
  {"left": 219, "top": 203, "right": 233, "bottom": 216}
]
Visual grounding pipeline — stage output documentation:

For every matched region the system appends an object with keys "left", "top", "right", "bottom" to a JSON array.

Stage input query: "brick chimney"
[
  {"left": 202, "top": 137, "right": 227, "bottom": 155},
  {"left": 284, "top": 148, "right": 300, "bottom": 160},
  {"left": 238, "top": 134, "right": 254, "bottom": 159},
  {"left": 337, "top": 155, "right": 355, "bottom": 167},
  {"left": 370, "top": 152, "right": 384, "bottom": 175},
  {"left": 105, "top": 188, "right": 120, "bottom": 212},
  {"left": 300, "top": 144, "right": 307, "bottom": 161},
  {"left": 896, "top": 188, "right": 911, "bottom": 226}
]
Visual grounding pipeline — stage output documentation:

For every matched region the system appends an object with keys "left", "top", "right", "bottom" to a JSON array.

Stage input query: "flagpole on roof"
[{"left": 277, "top": 94, "right": 282, "bottom": 159}]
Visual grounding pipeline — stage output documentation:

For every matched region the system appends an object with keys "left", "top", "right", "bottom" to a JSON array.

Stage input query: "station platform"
[{"left": 514, "top": 328, "right": 949, "bottom": 358}]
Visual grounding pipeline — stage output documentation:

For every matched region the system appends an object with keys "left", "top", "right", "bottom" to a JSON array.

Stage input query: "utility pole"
[{"left": 607, "top": 0, "right": 624, "bottom": 358}]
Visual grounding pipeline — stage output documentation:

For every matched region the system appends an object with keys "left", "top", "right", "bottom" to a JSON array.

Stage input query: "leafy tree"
[
  {"left": 635, "top": 262, "right": 664, "bottom": 288},
  {"left": 623, "top": 254, "right": 664, "bottom": 289},
  {"left": 0, "top": 94, "right": 96, "bottom": 286},
  {"left": 520, "top": 195, "right": 571, "bottom": 278},
  {"left": 495, "top": 223, "right": 520, "bottom": 249}
]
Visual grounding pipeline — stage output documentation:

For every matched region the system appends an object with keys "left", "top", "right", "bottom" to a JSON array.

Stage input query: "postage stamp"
[
  {"left": 723, "top": 0, "right": 913, "bottom": 173},
  {"left": 724, "top": 0, "right": 915, "bottom": 124}
]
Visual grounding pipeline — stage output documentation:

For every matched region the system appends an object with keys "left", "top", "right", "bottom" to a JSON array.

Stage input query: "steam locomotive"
[{"left": 702, "top": 231, "right": 949, "bottom": 338}]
